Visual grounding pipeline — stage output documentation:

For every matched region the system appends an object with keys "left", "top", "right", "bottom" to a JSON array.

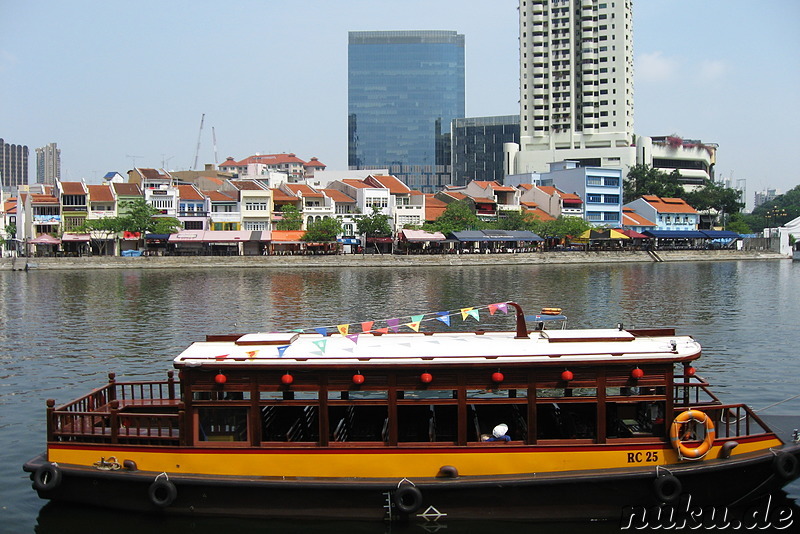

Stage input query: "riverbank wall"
[{"left": 0, "top": 250, "right": 788, "bottom": 271}]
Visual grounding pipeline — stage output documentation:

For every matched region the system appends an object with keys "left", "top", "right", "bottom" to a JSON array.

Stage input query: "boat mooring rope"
[{"left": 755, "top": 393, "right": 800, "bottom": 413}]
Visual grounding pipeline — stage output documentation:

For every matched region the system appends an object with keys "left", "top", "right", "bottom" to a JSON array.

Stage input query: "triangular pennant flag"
[
  {"left": 387, "top": 318, "right": 400, "bottom": 333},
  {"left": 496, "top": 302, "right": 508, "bottom": 314},
  {"left": 488, "top": 304, "right": 498, "bottom": 315},
  {"left": 292, "top": 328, "right": 305, "bottom": 333},
  {"left": 346, "top": 333, "right": 360, "bottom": 344},
  {"left": 314, "top": 327, "right": 328, "bottom": 337},
  {"left": 246, "top": 350, "right": 258, "bottom": 360},
  {"left": 277, "top": 345, "right": 290, "bottom": 357},
  {"left": 405, "top": 321, "right": 421, "bottom": 332},
  {"left": 337, "top": 324, "right": 350, "bottom": 336},
  {"left": 468, "top": 309, "right": 480, "bottom": 321},
  {"left": 436, "top": 312, "right": 451, "bottom": 326},
  {"left": 375, "top": 327, "right": 389, "bottom": 334},
  {"left": 214, "top": 354, "right": 229, "bottom": 361},
  {"left": 460, "top": 307, "right": 474, "bottom": 321},
  {"left": 313, "top": 339, "right": 327, "bottom": 353},
  {"left": 361, "top": 321, "right": 374, "bottom": 333}
]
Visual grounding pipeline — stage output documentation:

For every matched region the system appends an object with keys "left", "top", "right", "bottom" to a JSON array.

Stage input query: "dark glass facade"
[
  {"left": 451, "top": 116, "right": 520, "bottom": 187},
  {"left": 348, "top": 31, "right": 465, "bottom": 193}
]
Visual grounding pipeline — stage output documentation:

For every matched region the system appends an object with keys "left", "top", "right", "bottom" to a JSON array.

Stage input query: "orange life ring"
[{"left": 670, "top": 409, "right": 715, "bottom": 460}]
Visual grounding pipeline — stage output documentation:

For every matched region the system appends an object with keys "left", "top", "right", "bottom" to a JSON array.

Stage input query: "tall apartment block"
[
  {"left": 36, "top": 142, "right": 61, "bottom": 185},
  {"left": 507, "top": 0, "right": 636, "bottom": 175},
  {"left": 0, "top": 138, "right": 29, "bottom": 191},
  {"left": 348, "top": 30, "right": 465, "bottom": 193}
]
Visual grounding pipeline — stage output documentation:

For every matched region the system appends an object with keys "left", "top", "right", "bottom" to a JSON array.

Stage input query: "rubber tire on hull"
[
  {"left": 393, "top": 485, "right": 423, "bottom": 515},
  {"left": 32, "top": 464, "right": 62, "bottom": 492},
  {"left": 653, "top": 475, "right": 682, "bottom": 504},
  {"left": 148, "top": 479, "right": 178, "bottom": 508},
  {"left": 773, "top": 452, "right": 799, "bottom": 480}
]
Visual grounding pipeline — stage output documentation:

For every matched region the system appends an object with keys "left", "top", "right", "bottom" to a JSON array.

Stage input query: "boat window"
[
  {"left": 606, "top": 401, "right": 665, "bottom": 438},
  {"left": 329, "top": 405, "right": 388, "bottom": 442},
  {"left": 198, "top": 407, "right": 249, "bottom": 442},
  {"left": 328, "top": 390, "right": 388, "bottom": 400},
  {"left": 260, "top": 390, "right": 318, "bottom": 401},
  {"left": 468, "top": 404, "right": 528, "bottom": 442},
  {"left": 397, "top": 404, "right": 458, "bottom": 443},
  {"left": 262, "top": 405, "right": 319, "bottom": 442},
  {"left": 193, "top": 390, "right": 251, "bottom": 401},
  {"left": 536, "top": 403, "right": 596, "bottom": 440},
  {"left": 536, "top": 387, "right": 596, "bottom": 398},
  {"left": 607, "top": 386, "right": 663, "bottom": 397},
  {"left": 466, "top": 388, "right": 527, "bottom": 399},
  {"left": 403, "top": 389, "right": 457, "bottom": 400}
]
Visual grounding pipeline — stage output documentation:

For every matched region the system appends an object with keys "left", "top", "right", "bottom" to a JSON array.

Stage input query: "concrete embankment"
[{"left": 0, "top": 250, "right": 788, "bottom": 271}]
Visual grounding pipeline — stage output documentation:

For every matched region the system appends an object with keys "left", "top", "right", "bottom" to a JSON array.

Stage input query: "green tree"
[
  {"left": 491, "top": 210, "right": 537, "bottom": 231},
  {"left": 422, "top": 199, "right": 482, "bottom": 235},
  {"left": 684, "top": 181, "right": 744, "bottom": 219},
  {"left": 302, "top": 217, "right": 342, "bottom": 242},
  {"left": 5, "top": 223, "right": 16, "bottom": 239},
  {"left": 117, "top": 199, "right": 181, "bottom": 249},
  {"left": 533, "top": 216, "right": 592, "bottom": 242},
  {"left": 356, "top": 206, "right": 392, "bottom": 238},
  {"left": 276, "top": 204, "right": 303, "bottom": 231},
  {"left": 75, "top": 217, "right": 125, "bottom": 256},
  {"left": 624, "top": 164, "right": 685, "bottom": 202},
  {"left": 725, "top": 212, "right": 752, "bottom": 234}
]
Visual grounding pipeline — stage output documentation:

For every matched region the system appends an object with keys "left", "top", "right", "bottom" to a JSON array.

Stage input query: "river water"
[{"left": 1, "top": 260, "right": 798, "bottom": 533}]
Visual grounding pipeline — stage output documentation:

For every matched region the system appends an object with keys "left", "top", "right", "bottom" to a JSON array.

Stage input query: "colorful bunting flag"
[
  {"left": 346, "top": 333, "right": 360, "bottom": 344},
  {"left": 387, "top": 318, "right": 400, "bottom": 333},
  {"left": 277, "top": 345, "right": 290, "bottom": 358},
  {"left": 375, "top": 327, "right": 389, "bottom": 334},
  {"left": 313, "top": 339, "right": 327, "bottom": 353},
  {"left": 405, "top": 321, "right": 421, "bottom": 332},
  {"left": 488, "top": 304, "right": 498, "bottom": 315},
  {"left": 361, "top": 321, "right": 374, "bottom": 333},
  {"left": 214, "top": 354, "right": 229, "bottom": 361},
  {"left": 436, "top": 312, "right": 451, "bottom": 326},
  {"left": 461, "top": 308, "right": 480, "bottom": 321},
  {"left": 314, "top": 327, "right": 328, "bottom": 337},
  {"left": 292, "top": 328, "right": 305, "bottom": 333},
  {"left": 337, "top": 324, "right": 350, "bottom": 336},
  {"left": 246, "top": 350, "right": 258, "bottom": 360},
  {"left": 496, "top": 302, "right": 508, "bottom": 314}
]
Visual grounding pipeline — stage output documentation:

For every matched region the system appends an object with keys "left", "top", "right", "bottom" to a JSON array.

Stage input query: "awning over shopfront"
[
  {"left": 271, "top": 231, "right": 306, "bottom": 244},
  {"left": 400, "top": 229, "right": 446, "bottom": 242},
  {"left": 450, "top": 230, "right": 543, "bottom": 242},
  {"left": 60, "top": 233, "right": 91, "bottom": 242},
  {"left": 169, "top": 231, "right": 204, "bottom": 243},
  {"left": 337, "top": 238, "right": 360, "bottom": 245},
  {"left": 203, "top": 231, "right": 252, "bottom": 243},
  {"left": 29, "top": 234, "right": 61, "bottom": 245},
  {"left": 643, "top": 230, "right": 707, "bottom": 239},
  {"left": 145, "top": 234, "right": 171, "bottom": 241},
  {"left": 700, "top": 230, "right": 740, "bottom": 239}
]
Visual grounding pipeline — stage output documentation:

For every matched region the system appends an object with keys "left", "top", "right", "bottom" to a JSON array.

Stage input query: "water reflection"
[{"left": 2, "top": 261, "right": 798, "bottom": 533}]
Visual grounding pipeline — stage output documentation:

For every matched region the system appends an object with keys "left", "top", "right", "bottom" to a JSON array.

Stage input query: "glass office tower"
[
  {"left": 451, "top": 115, "right": 520, "bottom": 186},
  {"left": 348, "top": 31, "right": 465, "bottom": 193}
]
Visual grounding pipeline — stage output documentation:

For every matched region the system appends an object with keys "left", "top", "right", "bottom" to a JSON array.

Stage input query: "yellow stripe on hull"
[{"left": 49, "top": 438, "right": 783, "bottom": 479}]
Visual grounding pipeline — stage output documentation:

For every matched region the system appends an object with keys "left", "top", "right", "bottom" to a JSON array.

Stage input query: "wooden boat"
[{"left": 23, "top": 302, "right": 800, "bottom": 523}]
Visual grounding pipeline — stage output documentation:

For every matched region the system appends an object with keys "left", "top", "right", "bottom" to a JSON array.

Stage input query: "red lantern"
[
  {"left": 491, "top": 371, "right": 504, "bottom": 384},
  {"left": 686, "top": 366, "right": 696, "bottom": 376},
  {"left": 561, "top": 370, "right": 574, "bottom": 382},
  {"left": 214, "top": 373, "right": 227, "bottom": 385},
  {"left": 352, "top": 373, "right": 365, "bottom": 385},
  {"left": 631, "top": 368, "right": 644, "bottom": 379},
  {"left": 281, "top": 373, "right": 294, "bottom": 385},
  {"left": 420, "top": 372, "right": 433, "bottom": 384}
]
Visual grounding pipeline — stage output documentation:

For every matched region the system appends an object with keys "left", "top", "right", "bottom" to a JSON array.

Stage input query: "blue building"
[
  {"left": 451, "top": 115, "right": 520, "bottom": 187},
  {"left": 348, "top": 31, "right": 465, "bottom": 193}
]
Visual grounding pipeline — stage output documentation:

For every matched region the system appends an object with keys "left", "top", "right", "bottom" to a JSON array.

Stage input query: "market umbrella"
[
  {"left": 29, "top": 234, "right": 61, "bottom": 245},
  {"left": 578, "top": 229, "right": 630, "bottom": 240}
]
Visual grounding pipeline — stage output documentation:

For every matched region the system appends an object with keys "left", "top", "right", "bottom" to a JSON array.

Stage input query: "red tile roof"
[
  {"left": 641, "top": 196, "right": 697, "bottom": 214},
  {"left": 622, "top": 207, "right": 656, "bottom": 227},
  {"left": 230, "top": 180, "right": 267, "bottom": 191},
  {"left": 341, "top": 179, "right": 371, "bottom": 189},
  {"left": 285, "top": 184, "right": 323, "bottom": 198},
  {"left": 271, "top": 188, "right": 298, "bottom": 202},
  {"left": 60, "top": 182, "right": 87, "bottom": 195},
  {"left": 223, "top": 153, "right": 307, "bottom": 166},
  {"left": 321, "top": 189, "right": 356, "bottom": 203},
  {"left": 522, "top": 206, "right": 555, "bottom": 221},
  {"left": 113, "top": 183, "right": 142, "bottom": 196},
  {"left": 368, "top": 174, "right": 410, "bottom": 194},
  {"left": 424, "top": 194, "right": 448, "bottom": 221},
  {"left": 87, "top": 185, "right": 114, "bottom": 202},
  {"left": 178, "top": 184, "right": 204, "bottom": 200},
  {"left": 305, "top": 157, "right": 326, "bottom": 167},
  {"left": 203, "top": 190, "right": 237, "bottom": 202}
]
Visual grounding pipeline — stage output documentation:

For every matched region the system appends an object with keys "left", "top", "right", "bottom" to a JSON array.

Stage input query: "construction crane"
[
  {"left": 212, "top": 126, "right": 219, "bottom": 166},
  {"left": 192, "top": 113, "right": 205, "bottom": 170}
]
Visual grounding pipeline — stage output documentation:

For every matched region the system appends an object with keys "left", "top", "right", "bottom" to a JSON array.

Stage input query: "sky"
[{"left": 2, "top": 0, "right": 798, "bottom": 210}]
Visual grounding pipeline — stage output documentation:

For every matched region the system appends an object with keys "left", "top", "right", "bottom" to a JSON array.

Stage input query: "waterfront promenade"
[{"left": 0, "top": 249, "right": 787, "bottom": 271}]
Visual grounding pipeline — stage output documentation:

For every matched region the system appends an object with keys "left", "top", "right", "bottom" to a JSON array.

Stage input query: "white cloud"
[
  {"left": 697, "top": 59, "right": 727, "bottom": 82},
  {"left": 636, "top": 51, "right": 679, "bottom": 83}
]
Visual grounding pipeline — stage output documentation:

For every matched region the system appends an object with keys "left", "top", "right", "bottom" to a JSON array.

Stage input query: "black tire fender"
[
  {"left": 773, "top": 452, "right": 799, "bottom": 480},
  {"left": 393, "top": 485, "right": 423, "bottom": 514},
  {"left": 148, "top": 478, "right": 178, "bottom": 508},
  {"left": 32, "top": 463, "right": 62, "bottom": 492},
  {"left": 653, "top": 474, "right": 682, "bottom": 504}
]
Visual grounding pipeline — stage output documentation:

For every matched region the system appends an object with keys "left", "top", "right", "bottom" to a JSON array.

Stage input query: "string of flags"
[{"left": 273, "top": 302, "right": 513, "bottom": 357}]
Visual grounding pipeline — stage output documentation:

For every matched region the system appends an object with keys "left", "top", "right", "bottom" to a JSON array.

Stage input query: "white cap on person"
[{"left": 493, "top": 424, "right": 508, "bottom": 438}]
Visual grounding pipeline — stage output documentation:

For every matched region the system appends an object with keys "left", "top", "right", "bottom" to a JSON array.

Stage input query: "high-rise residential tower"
[
  {"left": 0, "top": 138, "right": 29, "bottom": 191},
  {"left": 36, "top": 142, "right": 61, "bottom": 185},
  {"left": 348, "top": 30, "right": 465, "bottom": 193},
  {"left": 508, "top": 0, "right": 635, "bottom": 175}
]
